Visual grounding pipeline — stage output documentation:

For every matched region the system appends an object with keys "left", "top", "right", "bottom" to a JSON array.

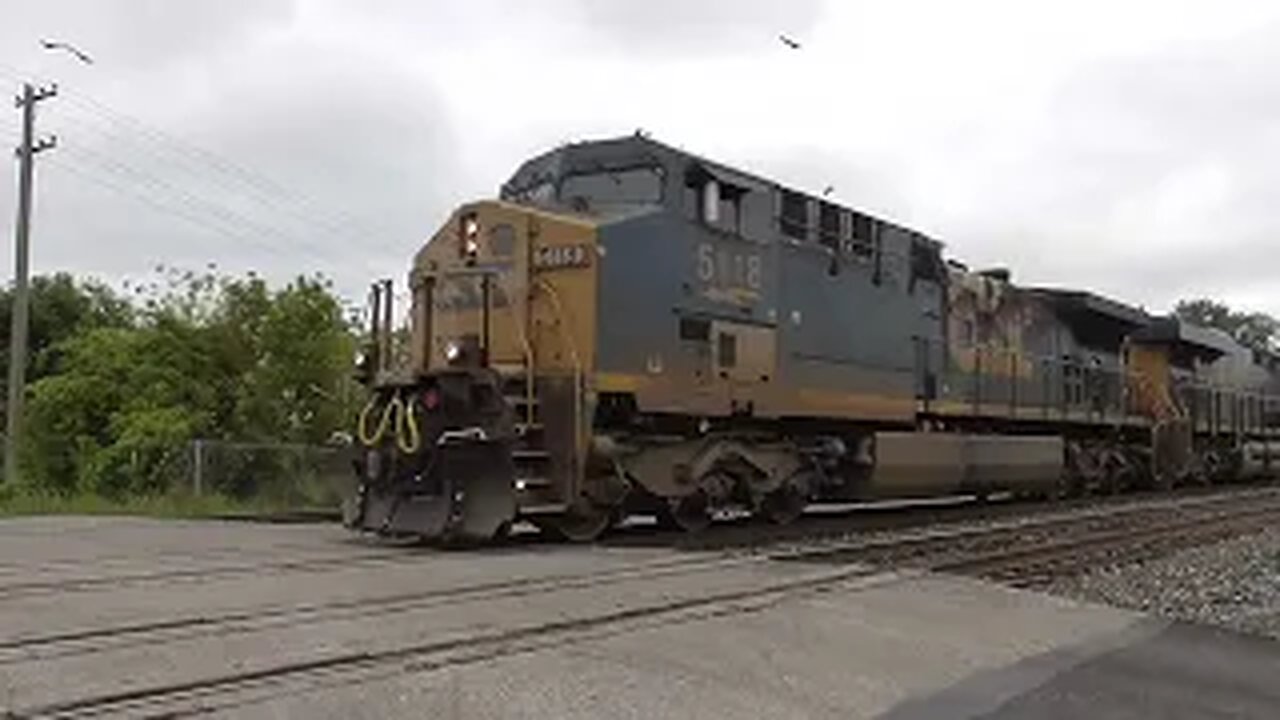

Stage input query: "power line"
[
  {"left": 58, "top": 143, "right": 374, "bottom": 269},
  {"left": 55, "top": 101, "right": 404, "bottom": 247},
  {"left": 0, "top": 62, "right": 412, "bottom": 256},
  {"left": 43, "top": 155, "right": 292, "bottom": 256},
  {"left": 54, "top": 85, "right": 410, "bottom": 248},
  {"left": 0, "top": 72, "right": 390, "bottom": 280},
  {"left": 42, "top": 153, "right": 381, "bottom": 276},
  {"left": 4, "top": 134, "right": 384, "bottom": 288},
  {"left": 0, "top": 64, "right": 422, "bottom": 310},
  {"left": 46, "top": 102, "right": 407, "bottom": 254}
]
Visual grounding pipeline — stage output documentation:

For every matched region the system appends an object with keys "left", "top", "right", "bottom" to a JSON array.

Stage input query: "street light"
[
  {"left": 2, "top": 39, "right": 90, "bottom": 485},
  {"left": 40, "top": 40, "right": 94, "bottom": 65}
]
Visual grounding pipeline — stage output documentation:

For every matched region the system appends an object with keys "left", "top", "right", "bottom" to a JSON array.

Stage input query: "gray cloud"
[
  {"left": 571, "top": 0, "right": 824, "bottom": 55},
  {"left": 0, "top": 10, "right": 462, "bottom": 304},
  {"left": 320, "top": 0, "right": 826, "bottom": 56},
  {"left": 0, "top": 0, "right": 294, "bottom": 70},
  {"left": 1, "top": 0, "right": 1278, "bottom": 320},
  {"left": 201, "top": 47, "right": 465, "bottom": 280},
  {"left": 910, "top": 23, "right": 1280, "bottom": 315}
]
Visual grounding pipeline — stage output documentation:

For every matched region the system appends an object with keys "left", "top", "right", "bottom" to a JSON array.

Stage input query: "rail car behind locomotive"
[{"left": 345, "top": 134, "right": 1280, "bottom": 541}]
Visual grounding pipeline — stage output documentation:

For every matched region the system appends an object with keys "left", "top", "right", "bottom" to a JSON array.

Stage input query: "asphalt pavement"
[{"left": 0, "top": 516, "right": 1275, "bottom": 718}]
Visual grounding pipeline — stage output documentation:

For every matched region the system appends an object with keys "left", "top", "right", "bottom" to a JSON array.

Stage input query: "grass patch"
[{"left": 0, "top": 487, "right": 335, "bottom": 520}]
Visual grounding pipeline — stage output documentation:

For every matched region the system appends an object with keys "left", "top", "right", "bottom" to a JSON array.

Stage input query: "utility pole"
[{"left": 5, "top": 82, "right": 57, "bottom": 485}]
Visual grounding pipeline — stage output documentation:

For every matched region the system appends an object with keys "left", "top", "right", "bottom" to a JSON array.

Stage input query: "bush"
[{"left": 12, "top": 269, "right": 359, "bottom": 503}]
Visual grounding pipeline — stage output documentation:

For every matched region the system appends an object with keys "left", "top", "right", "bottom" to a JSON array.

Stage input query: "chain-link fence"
[{"left": 189, "top": 439, "right": 354, "bottom": 515}]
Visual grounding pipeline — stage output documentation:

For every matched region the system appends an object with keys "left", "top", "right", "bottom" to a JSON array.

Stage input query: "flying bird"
[
  {"left": 41, "top": 39, "right": 93, "bottom": 64},
  {"left": 779, "top": 34, "right": 801, "bottom": 50}
]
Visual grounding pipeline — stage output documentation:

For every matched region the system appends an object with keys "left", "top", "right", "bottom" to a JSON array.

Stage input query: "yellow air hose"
[
  {"left": 357, "top": 394, "right": 394, "bottom": 446},
  {"left": 357, "top": 391, "right": 421, "bottom": 454},
  {"left": 395, "top": 394, "right": 422, "bottom": 454}
]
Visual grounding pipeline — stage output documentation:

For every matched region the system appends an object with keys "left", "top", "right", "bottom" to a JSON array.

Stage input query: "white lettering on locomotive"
[
  {"left": 533, "top": 244, "right": 592, "bottom": 271},
  {"left": 695, "top": 241, "right": 763, "bottom": 304}
]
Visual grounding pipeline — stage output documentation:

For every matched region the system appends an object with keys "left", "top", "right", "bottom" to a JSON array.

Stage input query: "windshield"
[
  {"left": 505, "top": 180, "right": 556, "bottom": 206},
  {"left": 432, "top": 268, "right": 525, "bottom": 368},
  {"left": 558, "top": 166, "right": 663, "bottom": 213}
]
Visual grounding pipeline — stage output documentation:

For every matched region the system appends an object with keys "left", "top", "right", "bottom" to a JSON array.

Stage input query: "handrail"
[
  {"left": 1128, "top": 370, "right": 1184, "bottom": 422},
  {"left": 494, "top": 270, "right": 537, "bottom": 425},
  {"left": 534, "top": 276, "right": 585, "bottom": 485}
]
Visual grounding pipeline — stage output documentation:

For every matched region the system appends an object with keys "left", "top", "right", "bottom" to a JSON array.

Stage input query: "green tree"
[
  {"left": 21, "top": 322, "right": 218, "bottom": 496},
  {"left": 253, "top": 275, "right": 357, "bottom": 444},
  {"left": 0, "top": 273, "right": 133, "bottom": 408},
  {"left": 17, "top": 269, "right": 357, "bottom": 499}
]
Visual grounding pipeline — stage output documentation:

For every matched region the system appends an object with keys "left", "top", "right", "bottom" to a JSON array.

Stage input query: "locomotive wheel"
[
  {"left": 760, "top": 483, "right": 806, "bottom": 525},
  {"left": 545, "top": 505, "right": 612, "bottom": 543},
  {"left": 492, "top": 520, "right": 513, "bottom": 542},
  {"left": 665, "top": 491, "right": 712, "bottom": 533},
  {"left": 1201, "top": 451, "right": 1222, "bottom": 485},
  {"left": 1097, "top": 450, "right": 1123, "bottom": 495}
]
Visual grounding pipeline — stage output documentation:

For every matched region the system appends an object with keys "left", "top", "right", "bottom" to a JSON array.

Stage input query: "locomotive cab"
[{"left": 344, "top": 199, "right": 608, "bottom": 541}]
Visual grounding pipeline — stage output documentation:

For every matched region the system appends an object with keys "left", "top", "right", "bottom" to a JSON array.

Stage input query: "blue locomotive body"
[{"left": 345, "top": 135, "right": 1279, "bottom": 540}]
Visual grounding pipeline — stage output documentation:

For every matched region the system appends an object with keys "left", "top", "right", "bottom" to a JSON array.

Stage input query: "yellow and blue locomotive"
[{"left": 345, "top": 134, "right": 1280, "bottom": 542}]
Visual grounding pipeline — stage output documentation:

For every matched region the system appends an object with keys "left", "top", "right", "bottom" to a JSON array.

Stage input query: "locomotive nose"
[{"left": 345, "top": 368, "right": 518, "bottom": 542}]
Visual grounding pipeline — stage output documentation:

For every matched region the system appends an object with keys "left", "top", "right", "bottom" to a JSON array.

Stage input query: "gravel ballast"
[{"left": 1047, "top": 528, "right": 1280, "bottom": 639}]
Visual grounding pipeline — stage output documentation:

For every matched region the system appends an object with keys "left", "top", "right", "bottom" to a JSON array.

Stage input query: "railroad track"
[
  {"left": 0, "top": 535, "right": 377, "bottom": 577},
  {"left": 4, "top": 484, "right": 1247, "bottom": 601},
  {"left": 781, "top": 486, "right": 1280, "bottom": 574},
  {"left": 0, "top": 550, "right": 762, "bottom": 666},
  {"left": 6, "top": 561, "right": 898, "bottom": 719},
  {"left": 602, "top": 482, "right": 1279, "bottom": 551},
  {"left": 7, "top": 486, "right": 1280, "bottom": 719},
  {"left": 0, "top": 546, "right": 443, "bottom": 600},
  {"left": 7, "top": 486, "right": 1277, "bottom": 663},
  {"left": 941, "top": 502, "right": 1280, "bottom": 587}
]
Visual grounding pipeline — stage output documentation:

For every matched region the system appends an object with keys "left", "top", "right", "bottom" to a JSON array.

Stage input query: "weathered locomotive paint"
[{"left": 346, "top": 135, "right": 1280, "bottom": 542}]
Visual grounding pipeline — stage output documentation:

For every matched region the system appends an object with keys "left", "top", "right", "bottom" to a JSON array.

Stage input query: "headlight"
[
  {"left": 444, "top": 341, "right": 462, "bottom": 363},
  {"left": 463, "top": 216, "right": 480, "bottom": 257}
]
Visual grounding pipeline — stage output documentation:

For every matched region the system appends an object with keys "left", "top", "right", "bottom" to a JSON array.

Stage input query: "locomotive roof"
[
  {"left": 501, "top": 133, "right": 941, "bottom": 249},
  {"left": 1031, "top": 288, "right": 1151, "bottom": 328},
  {"left": 499, "top": 135, "right": 1250, "bottom": 363},
  {"left": 1134, "top": 317, "right": 1238, "bottom": 358},
  {"left": 1033, "top": 287, "right": 1240, "bottom": 359}
]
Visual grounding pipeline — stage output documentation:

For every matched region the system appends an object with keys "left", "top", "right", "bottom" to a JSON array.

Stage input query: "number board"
[
  {"left": 695, "top": 241, "right": 764, "bottom": 305},
  {"left": 533, "top": 244, "right": 592, "bottom": 271}
]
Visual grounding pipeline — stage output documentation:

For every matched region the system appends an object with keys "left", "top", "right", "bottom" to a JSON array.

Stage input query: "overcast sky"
[{"left": 0, "top": 0, "right": 1278, "bottom": 316}]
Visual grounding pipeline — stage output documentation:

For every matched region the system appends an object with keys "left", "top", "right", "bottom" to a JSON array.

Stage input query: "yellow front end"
[
  {"left": 409, "top": 201, "right": 600, "bottom": 383},
  {"left": 346, "top": 200, "right": 613, "bottom": 540}
]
